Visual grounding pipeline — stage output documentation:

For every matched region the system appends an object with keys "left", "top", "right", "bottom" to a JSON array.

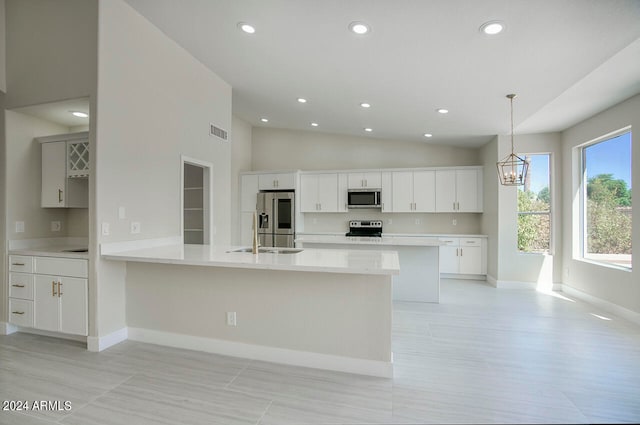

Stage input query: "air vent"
[{"left": 210, "top": 124, "right": 228, "bottom": 141}]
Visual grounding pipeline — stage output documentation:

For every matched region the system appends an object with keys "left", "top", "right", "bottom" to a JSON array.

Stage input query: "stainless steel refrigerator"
[{"left": 257, "top": 191, "right": 295, "bottom": 248}]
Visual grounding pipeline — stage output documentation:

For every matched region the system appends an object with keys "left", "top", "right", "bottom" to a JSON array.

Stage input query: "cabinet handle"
[
  {"left": 457, "top": 201, "right": 460, "bottom": 210},
  {"left": 58, "top": 282, "right": 63, "bottom": 297},
  {"left": 12, "top": 311, "right": 25, "bottom": 315},
  {"left": 456, "top": 248, "right": 459, "bottom": 256},
  {"left": 52, "top": 281, "right": 57, "bottom": 296},
  {"left": 59, "top": 189, "right": 63, "bottom": 203},
  {"left": 460, "top": 248, "right": 463, "bottom": 256},
  {"left": 365, "top": 179, "right": 368, "bottom": 187},
  {"left": 12, "top": 262, "right": 25, "bottom": 266},
  {"left": 319, "top": 203, "right": 322, "bottom": 211},
  {"left": 12, "top": 284, "right": 25, "bottom": 288}
]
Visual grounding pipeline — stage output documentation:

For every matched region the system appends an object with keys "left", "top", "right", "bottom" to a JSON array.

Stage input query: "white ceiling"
[
  {"left": 123, "top": 1, "right": 640, "bottom": 147},
  {"left": 13, "top": 98, "right": 90, "bottom": 128}
]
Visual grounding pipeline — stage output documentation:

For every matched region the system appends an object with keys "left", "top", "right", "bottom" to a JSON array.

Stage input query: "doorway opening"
[{"left": 181, "top": 157, "right": 213, "bottom": 244}]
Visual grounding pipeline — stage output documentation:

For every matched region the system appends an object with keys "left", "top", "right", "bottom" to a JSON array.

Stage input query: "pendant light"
[{"left": 496, "top": 94, "right": 528, "bottom": 186}]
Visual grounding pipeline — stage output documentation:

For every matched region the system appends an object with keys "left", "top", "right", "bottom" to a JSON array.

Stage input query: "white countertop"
[
  {"left": 101, "top": 244, "right": 400, "bottom": 276},
  {"left": 9, "top": 245, "right": 89, "bottom": 260},
  {"left": 296, "top": 234, "right": 445, "bottom": 247}
]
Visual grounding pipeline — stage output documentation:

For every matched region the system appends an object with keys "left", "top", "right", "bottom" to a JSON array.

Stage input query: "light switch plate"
[
  {"left": 131, "top": 222, "right": 141, "bottom": 234},
  {"left": 51, "top": 221, "right": 61, "bottom": 232},
  {"left": 101, "top": 222, "right": 110, "bottom": 236},
  {"left": 118, "top": 206, "right": 126, "bottom": 219},
  {"left": 15, "top": 221, "right": 25, "bottom": 233}
]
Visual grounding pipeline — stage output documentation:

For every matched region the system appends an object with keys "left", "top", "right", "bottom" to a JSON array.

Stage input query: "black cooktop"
[{"left": 345, "top": 220, "right": 383, "bottom": 237}]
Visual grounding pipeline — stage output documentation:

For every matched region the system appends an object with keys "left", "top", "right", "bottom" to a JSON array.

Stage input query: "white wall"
[
  {"left": 561, "top": 93, "right": 639, "bottom": 313},
  {"left": 95, "top": 0, "right": 232, "bottom": 337},
  {"left": 4, "top": 110, "right": 71, "bottom": 239},
  {"left": 4, "top": 0, "right": 97, "bottom": 109},
  {"left": 252, "top": 127, "right": 481, "bottom": 171},
  {"left": 480, "top": 137, "right": 499, "bottom": 280},
  {"left": 0, "top": 92, "right": 5, "bottom": 323},
  {"left": 0, "top": 0, "right": 6, "bottom": 93},
  {"left": 231, "top": 115, "right": 252, "bottom": 244}
]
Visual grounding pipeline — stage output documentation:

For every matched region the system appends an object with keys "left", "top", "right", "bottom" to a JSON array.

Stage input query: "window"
[
  {"left": 581, "top": 131, "right": 632, "bottom": 269},
  {"left": 518, "top": 154, "right": 551, "bottom": 253}
]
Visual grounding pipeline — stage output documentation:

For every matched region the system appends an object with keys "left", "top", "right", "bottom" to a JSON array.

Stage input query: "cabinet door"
[
  {"left": 362, "top": 172, "right": 381, "bottom": 188},
  {"left": 459, "top": 246, "right": 482, "bottom": 274},
  {"left": 391, "top": 172, "right": 413, "bottom": 212},
  {"left": 413, "top": 171, "right": 435, "bottom": 212},
  {"left": 274, "top": 173, "right": 296, "bottom": 190},
  {"left": 381, "top": 172, "right": 393, "bottom": 212},
  {"left": 240, "top": 174, "right": 259, "bottom": 212},
  {"left": 258, "top": 174, "right": 278, "bottom": 190},
  {"left": 435, "top": 170, "right": 457, "bottom": 212},
  {"left": 34, "top": 275, "right": 60, "bottom": 332},
  {"left": 337, "top": 173, "right": 349, "bottom": 212},
  {"left": 456, "top": 169, "right": 480, "bottom": 212},
  {"left": 59, "top": 277, "right": 88, "bottom": 336},
  {"left": 300, "top": 174, "right": 319, "bottom": 212},
  {"left": 41, "top": 142, "right": 67, "bottom": 208},
  {"left": 439, "top": 239, "right": 460, "bottom": 274},
  {"left": 317, "top": 174, "right": 338, "bottom": 212},
  {"left": 347, "top": 173, "right": 364, "bottom": 189}
]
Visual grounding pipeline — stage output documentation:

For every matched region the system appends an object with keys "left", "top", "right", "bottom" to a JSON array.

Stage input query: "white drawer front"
[
  {"left": 9, "top": 273, "right": 34, "bottom": 300},
  {"left": 34, "top": 257, "right": 88, "bottom": 278},
  {"left": 460, "top": 238, "right": 482, "bottom": 246},
  {"left": 9, "top": 299, "right": 34, "bottom": 328},
  {"left": 9, "top": 255, "right": 33, "bottom": 273},
  {"left": 438, "top": 238, "right": 460, "bottom": 246}
]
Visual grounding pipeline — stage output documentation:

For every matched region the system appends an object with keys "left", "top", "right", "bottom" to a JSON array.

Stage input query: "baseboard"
[
  {"left": 13, "top": 327, "right": 86, "bottom": 342},
  {"left": 494, "top": 279, "right": 537, "bottom": 289},
  {"left": 87, "top": 327, "right": 129, "bottom": 352},
  {"left": 1, "top": 322, "right": 19, "bottom": 335},
  {"left": 486, "top": 275, "right": 498, "bottom": 287},
  {"left": 441, "top": 273, "right": 487, "bottom": 281},
  {"left": 560, "top": 284, "right": 640, "bottom": 326},
  {"left": 128, "top": 327, "right": 393, "bottom": 378}
]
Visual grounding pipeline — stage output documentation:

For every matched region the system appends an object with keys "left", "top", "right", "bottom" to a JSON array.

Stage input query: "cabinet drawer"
[
  {"left": 438, "top": 238, "right": 459, "bottom": 246},
  {"left": 9, "top": 299, "right": 34, "bottom": 328},
  {"left": 34, "top": 257, "right": 88, "bottom": 278},
  {"left": 9, "top": 255, "right": 33, "bottom": 273},
  {"left": 460, "top": 238, "right": 482, "bottom": 246},
  {"left": 9, "top": 273, "right": 34, "bottom": 300}
]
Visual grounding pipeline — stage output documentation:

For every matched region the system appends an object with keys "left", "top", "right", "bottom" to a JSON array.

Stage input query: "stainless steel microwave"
[{"left": 347, "top": 189, "right": 382, "bottom": 209}]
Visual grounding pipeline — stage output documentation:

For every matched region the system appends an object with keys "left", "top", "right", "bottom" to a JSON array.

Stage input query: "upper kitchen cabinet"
[
  {"left": 38, "top": 132, "right": 89, "bottom": 208},
  {"left": 258, "top": 172, "right": 297, "bottom": 190},
  {"left": 347, "top": 172, "right": 381, "bottom": 189},
  {"left": 435, "top": 167, "right": 483, "bottom": 213},
  {"left": 300, "top": 173, "right": 339, "bottom": 212},
  {"left": 391, "top": 170, "right": 435, "bottom": 212}
]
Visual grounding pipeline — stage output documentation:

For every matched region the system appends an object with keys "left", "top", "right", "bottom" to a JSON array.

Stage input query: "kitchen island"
[
  {"left": 102, "top": 241, "right": 399, "bottom": 377},
  {"left": 296, "top": 233, "right": 444, "bottom": 303}
]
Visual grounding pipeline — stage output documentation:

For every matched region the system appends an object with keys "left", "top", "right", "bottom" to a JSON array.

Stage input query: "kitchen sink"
[
  {"left": 62, "top": 248, "right": 89, "bottom": 253},
  {"left": 228, "top": 247, "right": 303, "bottom": 254}
]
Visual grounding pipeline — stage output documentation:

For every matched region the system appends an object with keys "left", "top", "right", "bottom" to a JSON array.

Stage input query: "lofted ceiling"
[{"left": 124, "top": 0, "right": 640, "bottom": 147}]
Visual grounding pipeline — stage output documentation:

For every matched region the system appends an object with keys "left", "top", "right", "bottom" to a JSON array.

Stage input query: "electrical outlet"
[
  {"left": 51, "top": 221, "right": 61, "bottom": 232},
  {"left": 415, "top": 218, "right": 421, "bottom": 225},
  {"left": 15, "top": 221, "right": 25, "bottom": 233},
  {"left": 226, "top": 312, "right": 237, "bottom": 326},
  {"left": 387, "top": 219, "right": 393, "bottom": 225},
  {"left": 452, "top": 219, "right": 457, "bottom": 226},
  {"left": 131, "top": 222, "right": 141, "bottom": 234},
  {"left": 118, "top": 206, "right": 126, "bottom": 219},
  {"left": 101, "top": 222, "right": 110, "bottom": 236}
]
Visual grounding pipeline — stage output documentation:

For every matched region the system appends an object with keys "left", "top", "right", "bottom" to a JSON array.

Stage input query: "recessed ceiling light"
[
  {"left": 360, "top": 102, "right": 371, "bottom": 108},
  {"left": 238, "top": 22, "right": 256, "bottom": 34},
  {"left": 311, "top": 122, "right": 319, "bottom": 127},
  {"left": 260, "top": 118, "right": 269, "bottom": 123},
  {"left": 71, "top": 111, "right": 88, "bottom": 118},
  {"left": 349, "top": 21, "right": 370, "bottom": 35},
  {"left": 364, "top": 128, "right": 373, "bottom": 132},
  {"left": 297, "top": 98, "right": 307, "bottom": 103},
  {"left": 480, "top": 21, "right": 504, "bottom": 35},
  {"left": 437, "top": 108, "right": 449, "bottom": 114},
  {"left": 424, "top": 133, "right": 433, "bottom": 138}
]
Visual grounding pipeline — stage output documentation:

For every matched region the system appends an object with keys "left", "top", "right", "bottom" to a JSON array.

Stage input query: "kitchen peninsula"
[{"left": 101, "top": 241, "right": 399, "bottom": 377}]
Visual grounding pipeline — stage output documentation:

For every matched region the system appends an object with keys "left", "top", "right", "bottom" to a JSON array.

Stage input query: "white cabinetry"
[
  {"left": 337, "top": 173, "right": 349, "bottom": 212},
  {"left": 300, "top": 173, "right": 339, "bottom": 212},
  {"left": 435, "top": 168, "right": 483, "bottom": 212},
  {"left": 240, "top": 174, "right": 259, "bottom": 212},
  {"left": 8, "top": 255, "right": 88, "bottom": 336},
  {"left": 380, "top": 172, "right": 392, "bottom": 212},
  {"left": 348, "top": 172, "right": 381, "bottom": 189},
  {"left": 438, "top": 237, "right": 485, "bottom": 275},
  {"left": 391, "top": 170, "right": 435, "bottom": 212},
  {"left": 258, "top": 172, "right": 297, "bottom": 190},
  {"left": 38, "top": 132, "right": 89, "bottom": 208}
]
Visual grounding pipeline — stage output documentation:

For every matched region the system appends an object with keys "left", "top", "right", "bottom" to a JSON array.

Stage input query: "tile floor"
[{"left": 2, "top": 279, "right": 640, "bottom": 424}]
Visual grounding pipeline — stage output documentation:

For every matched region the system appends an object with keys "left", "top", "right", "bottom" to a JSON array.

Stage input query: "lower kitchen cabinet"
[
  {"left": 8, "top": 255, "right": 88, "bottom": 336},
  {"left": 439, "top": 237, "right": 486, "bottom": 275}
]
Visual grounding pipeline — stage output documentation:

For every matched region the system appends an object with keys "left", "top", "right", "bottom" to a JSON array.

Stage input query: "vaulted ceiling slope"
[{"left": 125, "top": 0, "right": 640, "bottom": 147}]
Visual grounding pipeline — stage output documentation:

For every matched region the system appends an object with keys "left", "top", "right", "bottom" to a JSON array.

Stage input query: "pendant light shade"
[{"left": 496, "top": 94, "right": 528, "bottom": 186}]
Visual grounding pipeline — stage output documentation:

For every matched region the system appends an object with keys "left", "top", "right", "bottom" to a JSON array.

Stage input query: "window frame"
[
  {"left": 578, "top": 127, "right": 632, "bottom": 270},
  {"left": 516, "top": 152, "right": 553, "bottom": 255}
]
